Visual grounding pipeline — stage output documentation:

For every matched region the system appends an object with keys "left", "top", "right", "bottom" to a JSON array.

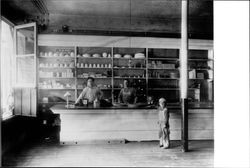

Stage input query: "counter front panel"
[{"left": 50, "top": 104, "right": 214, "bottom": 143}]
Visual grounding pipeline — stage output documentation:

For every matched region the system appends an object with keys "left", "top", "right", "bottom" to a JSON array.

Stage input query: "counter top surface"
[
  {"left": 51, "top": 104, "right": 158, "bottom": 110},
  {"left": 50, "top": 102, "right": 213, "bottom": 111}
]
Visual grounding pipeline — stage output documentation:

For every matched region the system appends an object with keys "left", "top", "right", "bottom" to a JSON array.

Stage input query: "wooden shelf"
[
  {"left": 39, "top": 67, "right": 75, "bottom": 69},
  {"left": 148, "top": 78, "right": 179, "bottom": 80},
  {"left": 148, "top": 68, "right": 178, "bottom": 70},
  {"left": 16, "top": 54, "right": 35, "bottom": 57},
  {"left": 114, "top": 77, "right": 146, "bottom": 79},
  {"left": 39, "top": 77, "right": 75, "bottom": 79},
  {"left": 39, "top": 88, "right": 75, "bottom": 90},
  {"left": 189, "top": 68, "right": 213, "bottom": 70},
  {"left": 148, "top": 58, "right": 179, "bottom": 61},
  {"left": 38, "top": 102, "right": 67, "bottom": 104},
  {"left": 188, "top": 59, "right": 213, "bottom": 61},
  {"left": 113, "top": 67, "right": 146, "bottom": 70},
  {"left": 77, "top": 88, "right": 112, "bottom": 90},
  {"left": 149, "top": 88, "right": 199, "bottom": 90},
  {"left": 77, "top": 77, "right": 111, "bottom": 79},
  {"left": 39, "top": 56, "right": 75, "bottom": 59},
  {"left": 113, "top": 58, "right": 145, "bottom": 60},
  {"left": 77, "top": 57, "right": 111, "bottom": 59},
  {"left": 149, "top": 88, "right": 179, "bottom": 90},
  {"left": 77, "top": 67, "right": 112, "bottom": 69},
  {"left": 189, "top": 78, "right": 213, "bottom": 80}
]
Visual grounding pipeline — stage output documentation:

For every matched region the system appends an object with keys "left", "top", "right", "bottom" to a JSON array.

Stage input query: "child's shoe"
[{"left": 162, "top": 145, "right": 170, "bottom": 149}]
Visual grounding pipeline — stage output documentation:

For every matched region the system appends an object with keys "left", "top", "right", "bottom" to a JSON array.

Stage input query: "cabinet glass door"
[
  {"left": 14, "top": 23, "right": 37, "bottom": 87},
  {"left": 14, "top": 23, "right": 37, "bottom": 116}
]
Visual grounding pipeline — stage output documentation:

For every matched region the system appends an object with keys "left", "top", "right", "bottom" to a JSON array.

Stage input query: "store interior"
[{"left": 1, "top": 0, "right": 214, "bottom": 166}]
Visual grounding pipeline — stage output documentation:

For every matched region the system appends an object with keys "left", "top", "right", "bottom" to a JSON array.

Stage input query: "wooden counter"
[{"left": 50, "top": 104, "right": 213, "bottom": 143}]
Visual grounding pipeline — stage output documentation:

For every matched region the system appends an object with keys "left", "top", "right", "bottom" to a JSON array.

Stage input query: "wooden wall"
[
  {"left": 14, "top": 87, "right": 37, "bottom": 116},
  {"left": 46, "top": 13, "right": 213, "bottom": 38},
  {"left": 38, "top": 34, "right": 213, "bottom": 50}
]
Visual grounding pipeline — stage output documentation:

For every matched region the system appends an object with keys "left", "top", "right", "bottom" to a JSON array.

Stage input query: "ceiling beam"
[{"left": 31, "top": 0, "right": 49, "bottom": 15}]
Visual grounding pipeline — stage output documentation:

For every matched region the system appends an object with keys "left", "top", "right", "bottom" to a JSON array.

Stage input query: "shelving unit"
[
  {"left": 188, "top": 49, "right": 214, "bottom": 102},
  {"left": 37, "top": 46, "right": 213, "bottom": 105},
  {"left": 147, "top": 48, "right": 180, "bottom": 103}
]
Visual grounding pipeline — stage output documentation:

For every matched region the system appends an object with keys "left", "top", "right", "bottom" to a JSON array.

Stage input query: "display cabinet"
[
  {"left": 38, "top": 45, "right": 213, "bottom": 106},
  {"left": 188, "top": 49, "right": 213, "bottom": 102},
  {"left": 38, "top": 46, "right": 76, "bottom": 103},
  {"left": 148, "top": 48, "right": 180, "bottom": 103},
  {"left": 14, "top": 23, "right": 37, "bottom": 117},
  {"left": 113, "top": 47, "right": 147, "bottom": 103},
  {"left": 76, "top": 47, "right": 112, "bottom": 101}
]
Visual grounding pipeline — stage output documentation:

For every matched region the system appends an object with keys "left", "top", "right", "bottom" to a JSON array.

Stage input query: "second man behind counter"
[
  {"left": 118, "top": 79, "right": 138, "bottom": 105},
  {"left": 75, "top": 77, "right": 103, "bottom": 106}
]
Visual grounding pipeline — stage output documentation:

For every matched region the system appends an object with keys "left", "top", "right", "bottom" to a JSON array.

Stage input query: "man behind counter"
[
  {"left": 75, "top": 77, "right": 103, "bottom": 105},
  {"left": 118, "top": 79, "right": 137, "bottom": 104}
]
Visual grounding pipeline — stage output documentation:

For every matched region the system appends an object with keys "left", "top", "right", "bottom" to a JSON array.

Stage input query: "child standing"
[{"left": 158, "top": 98, "right": 170, "bottom": 149}]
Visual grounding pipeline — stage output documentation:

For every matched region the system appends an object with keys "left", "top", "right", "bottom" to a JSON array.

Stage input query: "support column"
[{"left": 180, "top": 0, "right": 189, "bottom": 152}]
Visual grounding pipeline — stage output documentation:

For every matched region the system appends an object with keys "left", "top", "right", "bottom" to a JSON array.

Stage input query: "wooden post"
[{"left": 180, "top": 0, "right": 189, "bottom": 152}]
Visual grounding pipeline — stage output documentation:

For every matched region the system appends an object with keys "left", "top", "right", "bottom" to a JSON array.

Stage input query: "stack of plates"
[
  {"left": 82, "top": 53, "right": 90, "bottom": 58},
  {"left": 102, "top": 52, "right": 108, "bottom": 58},
  {"left": 92, "top": 53, "right": 101, "bottom": 58},
  {"left": 134, "top": 53, "right": 145, "bottom": 59},
  {"left": 124, "top": 54, "right": 132, "bottom": 59},
  {"left": 114, "top": 54, "right": 122, "bottom": 58}
]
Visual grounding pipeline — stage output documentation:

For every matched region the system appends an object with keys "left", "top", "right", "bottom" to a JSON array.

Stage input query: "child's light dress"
[{"left": 158, "top": 107, "right": 170, "bottom": 148}]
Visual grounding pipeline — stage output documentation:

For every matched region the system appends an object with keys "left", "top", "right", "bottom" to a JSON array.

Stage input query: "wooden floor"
[{"left": 2, "top": 140, "right": 214, "bottom": 167}]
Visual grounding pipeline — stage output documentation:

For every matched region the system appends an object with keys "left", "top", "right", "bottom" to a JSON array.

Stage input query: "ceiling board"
[
  {"left": 44, "top": 0, "right": 131, "bottom": 17},
  {"left": 1, "top": 0, "right": 213, "bottom": 39},
  {"left": 2, "top": 0, "right": 40, "bottom": 16},
  {"left": 2, "top": 0, "right": 213, "bottom": 20},
  {"left": 43, "top": 0, "right": 212, "bottom": 19}
]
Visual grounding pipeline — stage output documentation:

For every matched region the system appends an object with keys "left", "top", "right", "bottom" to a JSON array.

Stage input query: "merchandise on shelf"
[
  {"left": 189, "top": 69, "right": 196, "bottom": 79},
  {"left": 39, "top": 80, "right": 75, "bottom": 89},
  {"left": 76, "top": 63, "right": 111, "bottom": 68},
  {"left": 148, "top": 61, "right": 176, "bottom": 69},
  {"left": 197, "top": 72, "right": 204, "bottom": 79},
  {"left": 77, "top": 72, "right": 108, "bottom": 78},
  {"left": 207, "top": 70, "right": 213, "bottom": 79},
  {"left": 40, "top": 51, "right": 75, "bottom": 57},
  {"left": 38, "top": 46, "right": 213, "bottom": 104},
  {"left": 134, "top": 53, "right": 145, "bottom": 59},
  {"left": 39, "top": 69, "right": 74, "bottom": 78},
  {"left": 39, "top": 62, "right": 74, "bottom": 68},
  {"left": 78, "top": 52, "right": 111, "bottom": 58}
]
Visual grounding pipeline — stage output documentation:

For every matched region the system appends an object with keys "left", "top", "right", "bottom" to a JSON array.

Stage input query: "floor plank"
[{"left": 2, "top": 140, "right": 214, "bottom": 167}]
